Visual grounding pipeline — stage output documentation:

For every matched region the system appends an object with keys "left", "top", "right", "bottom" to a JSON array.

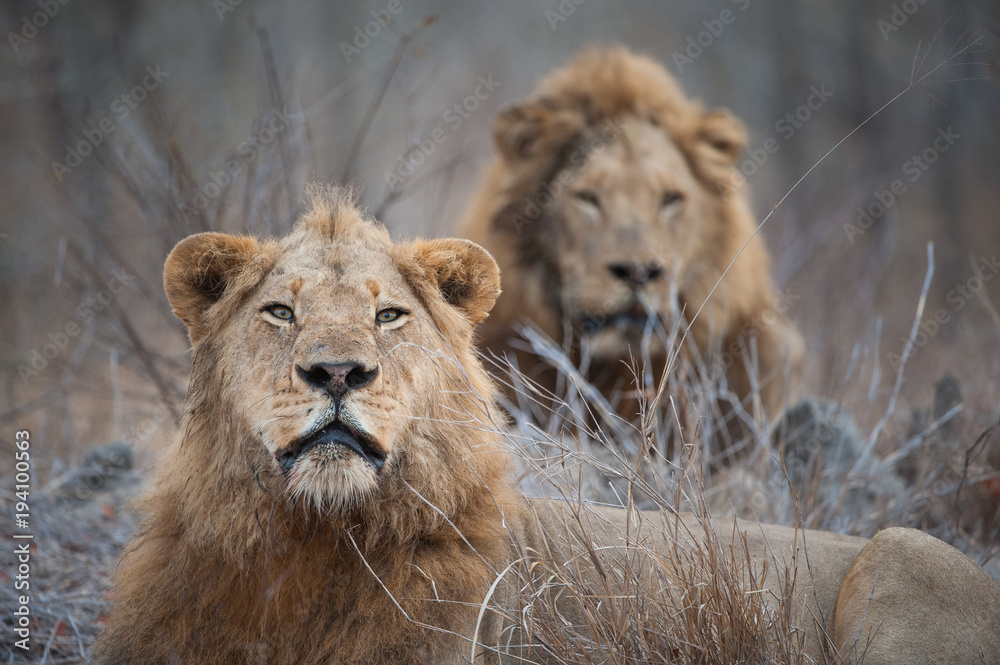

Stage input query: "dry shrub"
[
  {"left": 494, "top": 459, "right": 825, "bottom": 664},
  {"left": 482, "top": 299, "right": 997, "bottom": 663},
  {"left": 480, "top": 321, "right": 822, "bottom": 663}
]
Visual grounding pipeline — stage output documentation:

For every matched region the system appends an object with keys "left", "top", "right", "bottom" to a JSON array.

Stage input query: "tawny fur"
[
  {"left": 94, "top": 188, "right": 521, "bottom": 665},
  {"left": 458, "top": 46, "right": 804, "bottom": 419},
  {"left": 93, "top": 188, "right": 1000, "bottom": 665}
]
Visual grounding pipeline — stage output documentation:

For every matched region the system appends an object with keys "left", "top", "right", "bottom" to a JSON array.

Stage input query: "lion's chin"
[{"left": 286, "top": 453, "right": 379, "bottom": 512}]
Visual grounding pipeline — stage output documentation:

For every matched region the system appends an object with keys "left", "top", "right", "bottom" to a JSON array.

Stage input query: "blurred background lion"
[{"left": 459, "top": 46, "right": 804, "bottom": 424}]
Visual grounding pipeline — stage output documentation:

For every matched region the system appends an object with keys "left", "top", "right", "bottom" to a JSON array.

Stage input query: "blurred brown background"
[{"left": 2, "top": 0, "right": 999, "bottom": 478}]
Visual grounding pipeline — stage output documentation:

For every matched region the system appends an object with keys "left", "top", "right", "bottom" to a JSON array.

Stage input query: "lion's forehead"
[
  {"left": 268, "top": 240, "right": 410, "bottom": 294},
  {"left": 583, "top": 121, "right": 693, "bottom": 192},
  {"left": 277, "top": 235, "right": 395, "bottom": 270}
]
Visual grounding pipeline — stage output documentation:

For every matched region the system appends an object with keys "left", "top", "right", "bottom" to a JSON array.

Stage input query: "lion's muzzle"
[{"left": 278, "top": 422, "right": 387, "bottom": 473}]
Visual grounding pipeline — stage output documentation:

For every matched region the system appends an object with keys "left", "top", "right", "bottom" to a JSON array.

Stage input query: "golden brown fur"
[
  {"left": 93, "top": 189, "right": 1000, "bottom": 665},
  {"left": 459, "top": 46, "right": 803, "bottom": 418},
  {"left": 93, "top": 188, "right": 522, "bottom": 664}
]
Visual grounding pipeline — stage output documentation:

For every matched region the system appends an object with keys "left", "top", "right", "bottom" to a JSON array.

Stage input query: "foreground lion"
[
  {"left": 459, "top": 47, "right": 803, "bottom": 419},
  {"left": 93, "top": 190, "right": 1000, "bottom": 665}
]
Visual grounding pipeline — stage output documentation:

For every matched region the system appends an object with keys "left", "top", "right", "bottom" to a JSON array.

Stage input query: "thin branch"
[
  {"left": 340, "top": 18, "right": 433, "bottom": 183},
  {"left": 860, "top": 243, "right": 934, "bottom": 467}
]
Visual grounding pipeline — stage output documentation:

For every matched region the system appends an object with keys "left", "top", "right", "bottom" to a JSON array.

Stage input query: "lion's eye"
[
  {"left": 376, "top": 309, "right": 402, "bottom": 324},
  {"left": 264, "top": 304, "right": 294, "bottom": 321},
  {"left": 661, "top": 190, "right": 684, "bottom": 208},
  {"left": 575, "top": 189, "right": 601, "bottom": 210}
]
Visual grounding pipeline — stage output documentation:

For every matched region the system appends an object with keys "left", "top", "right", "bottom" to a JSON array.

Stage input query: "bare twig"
[{"left": 340, "top": 18, "right": 434, "bottom": 183}]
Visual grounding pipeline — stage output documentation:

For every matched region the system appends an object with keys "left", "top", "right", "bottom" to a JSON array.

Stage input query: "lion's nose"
[
  {"left": 297, "top": 361, "right": 379, "bottom": 399},
  {"left": 607, "top": 261, "right": 663, "bottom": 288}
]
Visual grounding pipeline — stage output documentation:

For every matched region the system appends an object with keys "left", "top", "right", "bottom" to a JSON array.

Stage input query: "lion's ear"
[
  {"left": 164, "top": 232, "right": 271, "bottom": 345},
  {"left": 493, "top": 99, "right": 584, "bottom": 163},
  {"left": 695, "top": 108, "right": 747, "bottom": 165},
  {"left": 411, "top": 239, "right": 501, "bottom": 325}
]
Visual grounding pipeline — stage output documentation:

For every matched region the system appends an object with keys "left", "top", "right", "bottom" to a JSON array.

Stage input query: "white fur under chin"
[{"left": 287, "top": 450, "right": 378, "bottom": 513}]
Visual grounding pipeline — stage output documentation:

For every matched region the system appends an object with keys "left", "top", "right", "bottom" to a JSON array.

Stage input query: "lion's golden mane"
[{"left": 460, "top": 47, "right": 803, "bottom": 417}]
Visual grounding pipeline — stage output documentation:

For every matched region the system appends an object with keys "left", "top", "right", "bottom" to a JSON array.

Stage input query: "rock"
[
  {"left": 56, "top": 442, "right": 136, "bottom": 502},
  {"left": 901, "top": 373, "right": 965, "bottom": 484},
  {"left": 776, "top": 398, "right": 906, "bottom": 527},
  {"left": 83, "top": 441, "right": 134, "bottom": 472}
]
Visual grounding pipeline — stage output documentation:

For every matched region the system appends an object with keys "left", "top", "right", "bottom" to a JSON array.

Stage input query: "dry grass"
[
  {"left": 496, "top": 294, "right": 1000, "bottom": 550},
  {"left": 0, "top": 478, "right": 142, "bottom": 663},
  {"left": 476, "top": 314, "right": 998, "bottom": 663},
  {"left": 494, "top": 506, "right": 819, "bottom": 664}
]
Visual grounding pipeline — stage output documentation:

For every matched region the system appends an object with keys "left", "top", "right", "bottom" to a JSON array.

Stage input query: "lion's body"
[
  {"left": 459, "top": 47, "right": 803, "bottom": 418},
  {"left": 93, "top": 189, "right": 1000, "bottom": 665},
  {"left": 528, "top": 504, "right": 1000, "bottom": 664}
]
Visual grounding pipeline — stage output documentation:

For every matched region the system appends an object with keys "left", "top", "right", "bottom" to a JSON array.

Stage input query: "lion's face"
[
  {"left": 482, "top": 49, "right": 750, "bottom": 366},
  {"left": 230, "top": 237, "right": 434, "bottom": 510},
  {"left": 464, "top": 47, "right": 799, "bottom": 416},
  {"left": 547, "top": 118, "right": 709, "bottom": 358},
  {"left": 164, "top": 197, "right": 500, "bottom": 513}
]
